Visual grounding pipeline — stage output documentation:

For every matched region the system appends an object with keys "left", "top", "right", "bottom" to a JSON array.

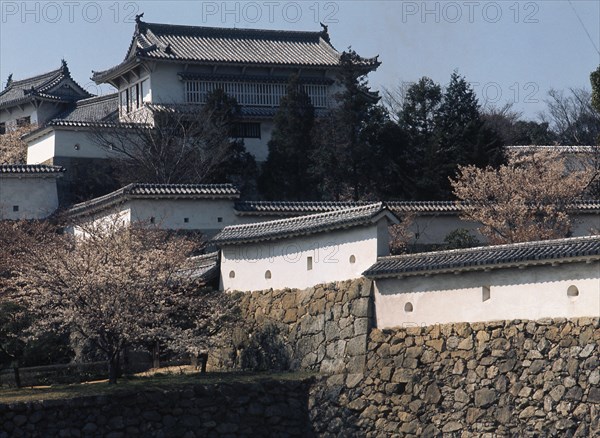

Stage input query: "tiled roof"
[
  {"left": 93, "top": 19, "right": 380, "bottom": 82},
  {"left": 0, "top": 62, "right": 92, "bottom": 109},
  {"left": 234, "top": 201, "right": 368, "bottom": 215},
  {"left": 234, "top": 200, "right": 600, "bottom": 215},
  {"left": 234, "top": 200, "right": 461, "bottom": 215},
  {"left": 506, "top": 145, "right": 599, "bottom": 153},
  {"left": 67, "top": 183, "right": 240, "bottom": 217},
  {"left": 0, "top": 164, "right": 65, "bottom": 174},
  {"left": 48, "top": 93, "right": 119, "bottom": 126},
  {"left": 387, "top": 201, "right": 461, "bottom": 213},
  {"left": 213, "top": 202, "right": 398, "bottom": 245},
  {"left": 187, "top": 251, "right": 220, "bottom": 283},
  {"left": 364, "top": 235, "right": 600, "bottom": 278}
]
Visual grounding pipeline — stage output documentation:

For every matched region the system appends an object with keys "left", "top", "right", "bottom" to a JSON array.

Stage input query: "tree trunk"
[
  {"left": 13, "top": 365, "right": 21, "bottom": 388},
  {"left": 108, "top": 353, "right": 119, "bottom": 385},
  {"left": 153, "top": 341, "right": 160, "bottom": 369},
  {"left": 199, "top": 353, "right": 208, "bottom": 374}
]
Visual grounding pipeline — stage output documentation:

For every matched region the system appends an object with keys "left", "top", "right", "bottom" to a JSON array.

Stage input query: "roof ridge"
[
  {"left": 143, "top": 21, "right": 325, "bottom": 39},
  {"left": 73, "top": 93, "right": 119, "bottom": 105},
  {"left": 223, "top": 202, "right": 383, "bottom": 231},
  {"left": 5, "top": 66, "right": 63, "bottom": 87},
  {"left": 376, "top": 235, "right": 600, "bottom": 262},
  {"left": 0, "top": 164, "right": 65, "bottom": 173},
  {"left": 68, "top": 183, "right": 241, "bottom": 217}
]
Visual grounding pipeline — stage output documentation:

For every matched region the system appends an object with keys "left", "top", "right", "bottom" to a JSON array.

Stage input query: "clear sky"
[{"left": 1, "top": 0, "right": 599, "bottom": 120}]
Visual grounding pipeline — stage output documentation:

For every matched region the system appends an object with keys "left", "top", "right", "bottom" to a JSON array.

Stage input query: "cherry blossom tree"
[
  {"left": 13, "top": 219, "right": 234, "bottom": 384},
  {"left": 451, "top": 148, "right": 596, "bottom": 244},
  {"left": 0, "top": 125, "right": 35, "bottom": 164}
]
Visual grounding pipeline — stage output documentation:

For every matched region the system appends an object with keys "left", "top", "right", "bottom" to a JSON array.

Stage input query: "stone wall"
[
  {"left": 227, "top": 280, "right": 599, "bottom": 436},
  {"left": 3, "top": 279, "right": 598, "bottom": 436},
  {"left": 0, "top": 378, "right": 314, "bottom": 438},
  {"left": 309, "top": 317, "right": 599, "bottom": 437},
  {"left": 229, "top": 278, "right": 372, "bottom": 375}
]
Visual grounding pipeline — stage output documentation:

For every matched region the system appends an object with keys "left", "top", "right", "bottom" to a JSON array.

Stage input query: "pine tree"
[
  {"left": 434, "top": 71, "right": 503, "bottom": 198},
  {"left": 260, "top": 76, "right": 316, "bottom": 200},
  {"left": 311, "top": 50, "right": 381, "bottom": 201},
  {"left": 398, "top": 77, "right": 443, "bottom": 199}
]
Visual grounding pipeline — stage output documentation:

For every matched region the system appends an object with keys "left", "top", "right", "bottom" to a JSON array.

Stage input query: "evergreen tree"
[
  {"left": 311, "top": 50, "right": 381, "bottom": 201},
  {"left": 259, "top": 76, "right": 316, "bottom": 200},
  {"left": 434, "top": 71, "right": 503, "bottom": 198},
  {"left": 398, "top": 77, "right": 443, "bottom": 199},
  {"left": 591, "top": 66, "right": 600, "bottom": 115}
]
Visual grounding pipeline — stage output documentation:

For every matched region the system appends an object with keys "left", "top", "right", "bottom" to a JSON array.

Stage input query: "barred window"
[
  {"left": 185, "top": 81, "right": 328, "bottom": 108},
  {"left": 232, "top": 123, "right": 261, "bottom": 139}
]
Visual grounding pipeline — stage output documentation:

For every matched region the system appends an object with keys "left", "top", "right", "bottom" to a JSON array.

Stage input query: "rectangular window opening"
[
  {"left": 16, "top": 116, "right": 30, "bottom": 127},
  {"left": 307, "top": 256, "right": 313, "bottom": 271},
  {"left": 482, "top": 286, "right": 491, "bottom": 302},
  {"left": 184, "top": 218, "right": 189, "bottom": 223},
  {"left": 232, "top": 122, "right": 261, "bottom": 139},
  {"left": 150, "top": 216, "right": 155, "bottom": 224},
  {"left": 217, "top": 217, "right": 223, "bottom": 223},
  {"left": 12, "top": 205, "right": 19, "bottom": 212}
]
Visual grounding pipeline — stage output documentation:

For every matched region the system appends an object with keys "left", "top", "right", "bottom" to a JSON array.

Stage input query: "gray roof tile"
[
  {"left": 213, "top": 202, "right": 398, "bottom": 245},
  {"left": 0, "top": 164, "right": 65, "bottom": 174},
  {"left": 234, "top": 200, "right": 600, "bottom": 215},
  {"left": 93, "top": 20, "right": 380, "bottom": 82},
  {"left": 0, "top": 62, "right": 92, "bottom": 109},
  {"left": 49, "top": 93, "right": 119, "bottom": 126},
  {"left": 364, "top": 236, "right": 600, "bottom": 278},
  {"left": 187, "top": 251, "right": 220, "bottom": 283},
  {"left": 68, "top": 183, "right": 240, "bottom": 217}
]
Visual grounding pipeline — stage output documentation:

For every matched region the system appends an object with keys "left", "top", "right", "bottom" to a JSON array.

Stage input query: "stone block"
[
  {"left": 474, "top": 388, "right": 497, "bottom": 408},
  {"left": 424, "top": 383, "right": 442, "bottom": 404},
  {"left": 346, "top": 355, "right": 366, "bottom": 373},
  {"left": 351, "top": 298, "right": 370, "bottom": 318},
  {"left": 346, "top": 335, "right": 368, "bottom": 357},
  {"left": 354, "top": 318, "right": 369, "bottom": 336},
  {"left": 442, "top": 421, "right": 463, "bottom": 433}
]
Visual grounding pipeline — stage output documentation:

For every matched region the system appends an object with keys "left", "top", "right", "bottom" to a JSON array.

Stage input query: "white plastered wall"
[
  {"left": 0, "top": 175, "right": 60, "bottom": 219},
  {"left": 374, "top": 261, "right": 600, "bottom": 328},
  {"left": 129, "top": 198, "right": 240, "bottom": 238},
  {"left": 408, "top": 214, "right": 483, "bottom": 246},
  {"left": 220, "top": 223, "right": 386, "bottom": 292},
  {"left": 27, "top": 129, "right": 112, "bottom": 164},
  {"left": 72, "top": 207, "right": 131, "bottom": 239}
]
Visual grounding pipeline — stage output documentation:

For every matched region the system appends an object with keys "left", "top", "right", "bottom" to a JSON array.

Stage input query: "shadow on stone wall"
[{"left": 0, "top": 378, "right": 317, "bottom": 437}]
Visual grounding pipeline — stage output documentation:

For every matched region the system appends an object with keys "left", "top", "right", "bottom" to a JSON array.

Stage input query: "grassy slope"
[{"left": 0, "top": 371, "right": 315, "bottom": 404}]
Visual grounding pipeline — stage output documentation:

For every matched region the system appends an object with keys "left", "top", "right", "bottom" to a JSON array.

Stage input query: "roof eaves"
[
  {"left": 363, "top": 236, "right": 600, "bottom": 278},
  {"left": 364, "top": 255, "right": 600, "bottom": 279},
  {"left": 214, "top": 202, "right": 387, "bottom": 246}
]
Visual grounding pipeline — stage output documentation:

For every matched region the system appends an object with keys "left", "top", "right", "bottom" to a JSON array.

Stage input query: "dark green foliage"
[
  {"left": 443, "top": 228, "right": 480, "bottom": 249},
  {"left": 434, "top": 71, "right": 504, "bottom": 198},
  {"left": 194, "top": 89, "right": 258, "bottom": 196},
  {"left": 398, "top": 77, "right": 444, "bottom": 199},
  {"left": 510, "top": 121, "right": 556, "bottom": 145},
  {"left": 363, "top": 109, "right": 412, "bottom": 199},
  {"left": 591, "top": 66, "right": 600, "bottom": 116},
  {"left": 311, "top": 50, "right": 383, "bottom": 201},
  {"left": 390, "top": 73, "right": 505, "bottom": 200},
  {"left": 260, "top": 76, "right": 317, "bottom": 200}
]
